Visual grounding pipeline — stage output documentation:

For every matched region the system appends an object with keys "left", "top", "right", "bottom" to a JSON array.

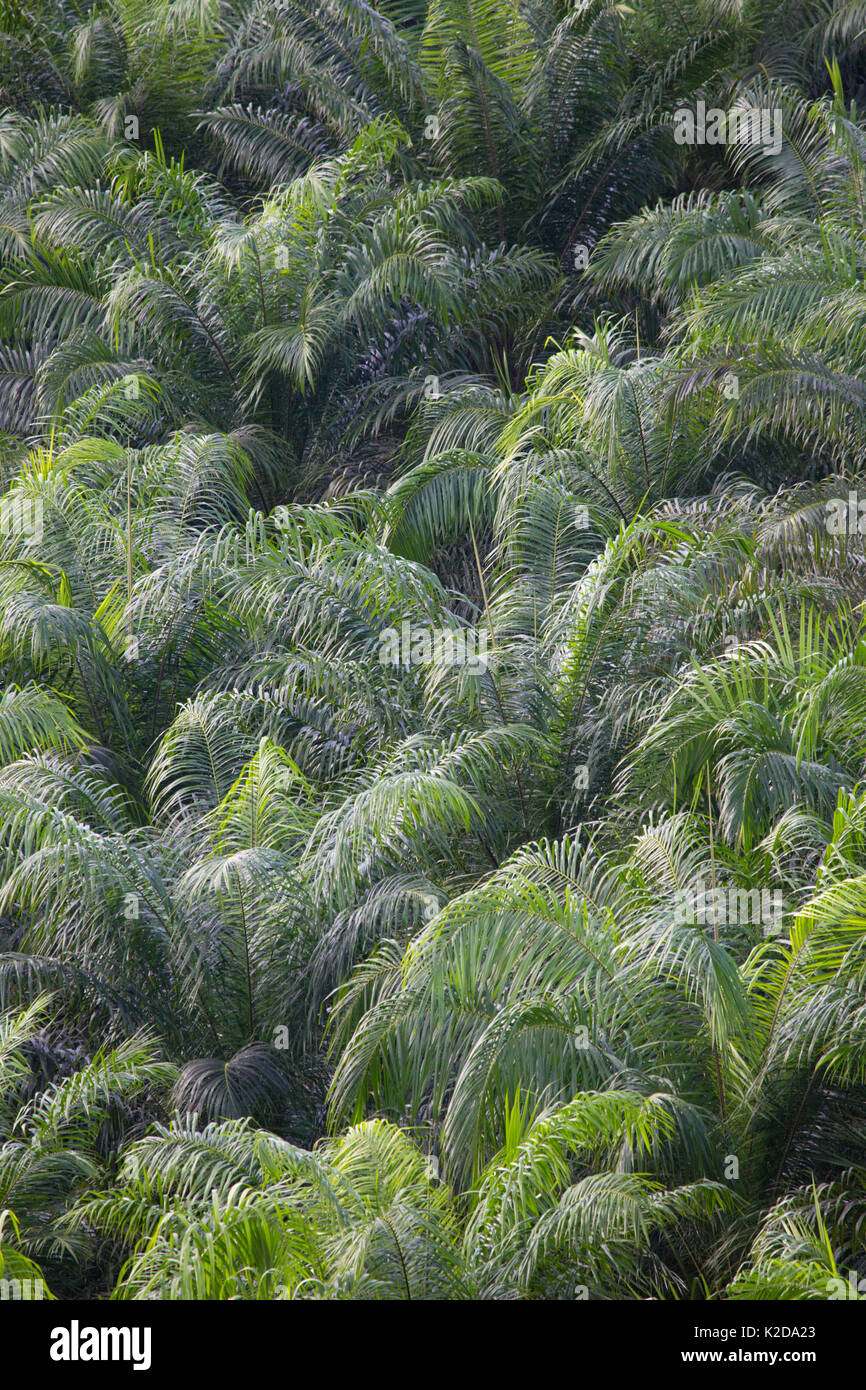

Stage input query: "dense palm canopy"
[{"left": 1, "top": 0, "right": 866, "bottom": 1303}]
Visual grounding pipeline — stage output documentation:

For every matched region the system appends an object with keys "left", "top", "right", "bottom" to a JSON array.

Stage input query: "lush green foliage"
[{"left": 1, "top": 0, "right": 866, "bottom": 1300}]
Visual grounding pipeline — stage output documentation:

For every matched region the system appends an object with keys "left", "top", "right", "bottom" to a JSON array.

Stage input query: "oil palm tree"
[{"left": 0, "top": 994, "right": 174, "bottom": 1294}]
